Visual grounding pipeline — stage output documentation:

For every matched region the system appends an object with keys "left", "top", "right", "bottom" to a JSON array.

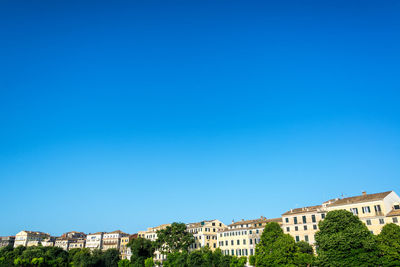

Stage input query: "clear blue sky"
[{"left": 1, "top": 0, "right": 399, "bottom": 236}]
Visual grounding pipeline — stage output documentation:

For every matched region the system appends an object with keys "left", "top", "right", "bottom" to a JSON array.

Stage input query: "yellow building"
[
  {"left": 282, "top": 190, "right": 400, "bottom": 247},
  {"left": 217, "top": 217, "right": 282, "bottom": 257},
  {"left": 69, "top": 238, "right": 86, "bottom": 249},
  {"left": 120, "top": 234, "right": 137, "bottom": 260},
  {"left": 186, "top": 219, "right": 226, "bottom": 251},
  {"left": 327, "top": 191, "right": 400, "bottom": 234}
]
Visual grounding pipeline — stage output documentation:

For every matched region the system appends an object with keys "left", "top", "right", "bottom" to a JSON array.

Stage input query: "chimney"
[
  {"left": 362, "top": 191, "right": 367, "bottom": 196},
  {"left": 232, "top": 219, "right": 235, "bottom": 224}
]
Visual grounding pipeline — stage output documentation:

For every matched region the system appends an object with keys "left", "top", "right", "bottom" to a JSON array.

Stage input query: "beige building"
[
  {"left": 282, "top": 190, "right": 400, "bottom": 247},
  {"left": 217, "top": 217, "right": 282, "bottom": 257},
  {"left": 69, "top": 238, "right": 86, "bottom": 249},
  {"left": 327, "top": 191, "right": 400, "bottom": 235},
  {"left": 41, "top": 236, "right": 56, "bottom": 247},
  {"left": 386, "top": 202, "right": 400, "bottom": 225},
  {"left": 102, "top": 230, "right": 129, "bottom": 251},
  {"left": 0, "top": 236, "right": 15, "bottom": 248},
  {"left": 139, "top": 223, "right": 171, "bottom": 262},
  {"left": 14, "top": 231, "right": 50, "bottom": 247},
  {"left": 120, "top": 234, "right": 137, "bottom": 260},
  {"left": 86, "top": 232, "right": 104, "bottom": 250},
  {"left": 54, "top": 231, "right": 87, "bottom": 251},
  {"left": 186, "top": 219, "right": 226, "bottom": 251}
]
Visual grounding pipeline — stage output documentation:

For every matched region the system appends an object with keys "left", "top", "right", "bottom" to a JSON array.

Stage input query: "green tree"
[
  {"left": 163, "top": 251, "right": 188, "bottom": 267},
  {"left": 128, "top": 237, "right": 155, "bottom": 267},
  {"left": 229, "top": 256, "right": 247, "bottom": 267},
  {"left": 255, "top": 222, "right": 298, "bottom": 266},
  {"left": 315, "top": 209, "right": 379, "bottom": 266},
  {"left": 155, "top": 223, "right": 194, "bottom": 255},
  {"left": 144, "top": 257, "right": 154, "bottom": 267},
  {"left": 377, "top": 223, "right": 400, "bottom": 266},
  {"left": 118, "top": 259, "right": 131, "bottom": 267},
  {"left": 249, "top": 255, "right": 256, "bottom": 266},
  {"left": 102, "top": 249, "right": 120, "bottom": 267}
]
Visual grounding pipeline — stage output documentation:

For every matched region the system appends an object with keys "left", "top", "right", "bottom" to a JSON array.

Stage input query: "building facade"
[
  {"left": 187, "top": 219, "right": 226, "bottom": 251},
  {"left": 139, "top": 223, "right": 171, "bottom": 262},
  {"left": 14, "top": 231, "right": 50, "bottom": 247},
  {"left": 0, "top": 236, "right": 15, "bottom": 248},
  {"left": 102, "top": 230, "right": 129, "bottom": 251},
  {"left": 120, "top": 234, "right": 137, "bottom": 260},
  {"left": 85, "top": 232, "right": 104, "bottom": 250},
  {"left": 217, "top": 217, "right": 282, "bottom": 257}
]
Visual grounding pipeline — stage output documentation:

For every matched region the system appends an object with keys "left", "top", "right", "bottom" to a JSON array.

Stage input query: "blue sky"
[{"left": 1, "top": 0, "right": 399, "bottom": 236}]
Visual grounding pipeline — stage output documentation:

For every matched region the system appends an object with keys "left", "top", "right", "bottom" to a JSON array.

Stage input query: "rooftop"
[{"left": 328, "top": 191, "right": 392, "bottom": 207}]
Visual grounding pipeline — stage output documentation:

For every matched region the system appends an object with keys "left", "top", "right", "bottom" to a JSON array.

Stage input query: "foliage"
[
  {"left": 117, "top": 259, "right": 131, "bottom": 267},
  {"left": 315, "top": 209, "right": 379, "bottom": 266},
  {"left": 377, "top": 223, "right": 400, "bottom": 266},
  {"left": 248, "top": 255, "right": 256, "bottom": 266},
  {"left": 155, "top": 222, "right": 195, "bottom": 254},
  {"left": 128, "top": 237, "right": 155, "bottom": 266},
  {"left": 229, "top": 256, "right": 247, "bottom": 267},
  {"left": 144, "top": 257, "right": 154, "bottom": 267}
]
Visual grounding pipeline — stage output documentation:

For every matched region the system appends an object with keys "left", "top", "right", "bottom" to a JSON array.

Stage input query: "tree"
[
  {"left": 230, "top": 256, "right": 247, "bottom": 267},
  {"left": 145, "top": 257, "right": 155, "bottom": 267},
  {"left": 255, "top": 222, "right": 298, "bottom": 266},
  {"left": 315, "top": 209, "right": 379, "bottom": 266},
  {"left": 377, "top": 223, "right": 400, "bottom": 266},
  {"left": 249, "top": 255, "right": 256, "bottom": 266},
  {"left": 102, "top": 248, "right": 120, "bottom": 267},
  {"left": 118, "top": 259, "right": 131, "bottom": 267},
  {"left": 155, "top": 223, "right": 194, "bottom": 255},
  {"left": 163, "top": 251, "right": 188, "bottom": 267},
  {"left": 128, "top": 237, "right": 155, "bottom": 266}
]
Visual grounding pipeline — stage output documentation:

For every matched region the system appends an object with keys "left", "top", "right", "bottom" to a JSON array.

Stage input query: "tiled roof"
[
  {"left": 282, "top": 205, "right": 323, "bottom": 216},
  {"left": 328, "top": 191, "right": 392, "bottom": 207},
  {"left": 88, "top": 232, "right": 104, "bottom": 236},
  {"left": 228, "top": 217, "right": 282, "bottom": 227},
  {"left": 387, "top": 208, "right": 400, "bottom": 217}
]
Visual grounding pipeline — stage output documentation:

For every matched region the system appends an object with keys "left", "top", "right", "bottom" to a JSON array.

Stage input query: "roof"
[
  {"left": 282, "top": 205, "right": 323, "bottom": 216},
  {"left": 328, "top": 191, "right": 392, "bottom": 207},
  {"left": 228, "top": 217, "right": 282, "bottom": 228},
  {"left": 88, "top": 232, "right": 104, "bottom": 236},
  {"left": 186, "top": 220, "right": 217, "bottom": 228},
  {"left": 387, "top": 208, "right": 400, "bottom": 217}
]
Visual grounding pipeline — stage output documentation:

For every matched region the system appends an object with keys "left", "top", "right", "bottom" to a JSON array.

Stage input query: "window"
[
  {"left": 312, "top": 215, "right": 316, "bottom": 223},
  {"left": 393, "top": 217, "right": 398, "bottom": 223},
  {"left": 256, "top": 230, "right": 259, "bottom": 234},
  {"left": 250, "top": 239, "right": 253, "bottom": 245},
  {"left": 374, "top": 205, "right": 382, "bottom": 212},
  {"left": 243, "top": 239, "right": 246, "bottom": 245},
  {"left": 366, "top": 219, "right": 372, "bottom": 225},
  {"left": 294, "top": 217, "right": 298, "bottom": 224},
  {"left": 362, "top": 206, "right": 371, "bottom": 214},
  {"left": 286, "top": 227, "right": 290, "bottom": 232},
  {"left": 313, "top": 225, "right": 317, "bottom": 230},
  {"left": 213, "top": 243, "right": 216, "bottom": 248},
  {"left": 321, "top": 213, "right": 325, "bottom": 219},
  {"left": 231, "top": 240, "right": 233, "bottom": 245},
  {"left": 225, "top": 241, "right": 228, "bottom": 246},
  {"left": 212, "top": 223, "right": 215, "bottom": 226},
  {"left": 249, "top": 230, "right": 252, "bottom": 234},
  {"left": 302, "top": 216, "right": 307, "bottom": 223},
  {"left": 295, "top": 226, "right": 298, "bottom": 231},
  {"left": 305, "top": 235, "right": 309, "bottom": 242},
  {"left": 350, "top": 208, "right": 359, "bottom": 215},
  {"left": 394, "top": 205, "right": 400, "bottom": 210},
  {"left": 379, "top": 218, "right": 385, "bottom": 224},
  {"left": 304, "top": 225, "right": 307, "bottom": 231},
  {"left": 295, "top": 236, "right": 299, "bottom": 242},
  {"left": 231, "top": 250, "right": 234, "bottom": 256},
  {"left": 250, "top": 249, "right": 254, "bottom": 255},
  {"left": 285, "top": 218, "right": 289, "bottom": 223},
  {"left": 237, "top": 240, "right": 240, "bottom": 245}
]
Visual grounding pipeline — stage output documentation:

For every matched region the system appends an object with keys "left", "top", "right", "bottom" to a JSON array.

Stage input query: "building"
[
  {"left": 282, "top": 190, "right": 400, "bottom": 247},
  {"left": 186, "top": 219, "right": 226, "bottom": 251},
  {"left": 41, "top": 236, "right": 56, "bottom": 247},
  {"left": 85, "top": 232, "right": 104, "bottom": 250},
  {"left": 0, "top": 236, "right": 15, "bottom": 248},
  {"left": 54, "top": 237, "right": 70, "bottom": 250},
  {"left": 217, "top": 217, "right": 282, "bottom": 257},
  {"left": 120, "top": 234, "right": 137, "bottom": 260},
  {"left": 14, "top": 231, "right": 50, "bottom": 247},
  {"left": 327, "top": 191, "right": 400, "bottom": 234},
  {"left": 69, "top": 238, "right": 86, "bottom": 249},
  {"left": 139, "top": 223, "right": 171, "bottom": 262},
  {"left": 102, "top": 230, "right": 129, "bottom": 251}
]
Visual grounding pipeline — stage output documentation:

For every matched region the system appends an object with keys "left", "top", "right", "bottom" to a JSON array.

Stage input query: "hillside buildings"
[
  {"left": 186, "top": 219, "right": 226, "bottom": 251},
  {"left": 102, "top": 230, "right": 129, "bottom": 251},
  {"left": 14, "top": 231, "right": 50, "bottom": 247},
  {"left": 0, "top": 236, "right": 15, "bottom": 248},
  {"left": 217, "top": 217, "right": 282, "bottom": 257},
  {"left": 85, "top": 232, "right": 104, "bottom": 250}
]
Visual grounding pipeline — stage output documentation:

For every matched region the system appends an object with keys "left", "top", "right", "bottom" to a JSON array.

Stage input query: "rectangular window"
[
  {"left": 393, "top": 217, "right": 398, "bottom": 223},
  {"left": 304, "top": 225, "right": 307, "bottom": 231},
  {"left": 249, "top": 230, "right": 252, "bottom": 234},
  {"left": 302, "top": 216, "right": 307, "bottom": 223},
  {"left": 394, "top": 205, "right": 400, "bottom": 210},
  {"left": 313, "top": 225, "right": 317, "bottom": 230},
  {"left": 231, "top": 250, "right": 234, "bottom": 256},
  {"left": 362, "top": 206, "right": 371, "bottom": 214},
  {"left": 321, "top": 213, "right": 325, "bottom": 219},
  {"left": 379, "top": 219, "right": 385, "bottom": 224},
  {"left": 286, "top": 227, "right": 290, "bottom": 232},
  {"left": 250, "top": 249, "right": 253, "bottom": 255},
  {"left": 243, "top": 239, "right": 246, "bottom": 245},
  {"left": 374, "top": 205, "right": 382, "bottom": 212},
  {"left": 250, "top": 239, "right": 253, "bottom": 244},
  {"left": 225, "top": 241, "right": 228, "bottom": 246},
  {"left": 295, "top": 226, "right": 298, "bottom": 231},
  {"left": 295, "top": 236, "right": 299, "bottom": 242},
  {"left": 366, "top": 219, "right": 372, "bottom": 225},
  {"left": 305, "top": 235, "right": 309, "bottom": 242},
  {"left": 294, "top": 217, "right": 298, "bottom": 224},
  {"left": 350, "top": 208, "right": 359, "bottom": 215},
  {"left": 237, "top": 240, "right": 240, "bottom": 245},
  {"left": 285, "top": 218, "right": 289, "bottom": 223},
  {"left": 312, "top": 215, "right": 316, "bottom": 223},
  {"left": 231, "top": 240, "right": 233, "bottom": 245}
]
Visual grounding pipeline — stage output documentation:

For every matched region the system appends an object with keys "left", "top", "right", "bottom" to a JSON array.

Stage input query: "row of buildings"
[{"left": 2, "top": 190, "right": 400, "bottom": 261}]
